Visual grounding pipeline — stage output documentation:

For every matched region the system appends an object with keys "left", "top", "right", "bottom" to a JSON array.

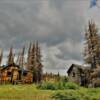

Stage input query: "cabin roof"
[
  {"left": 67, "top": 64, "right": 91, "bottom": 74},
  {"left": 1, "top": 63, "right": 20, "bottom": 71},
  {"left": 0, "top": 64, "right": 37, "bottom": 73}
]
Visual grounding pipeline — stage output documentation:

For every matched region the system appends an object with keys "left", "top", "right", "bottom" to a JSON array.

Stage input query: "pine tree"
[
  {"left": 18, "top": 46, "right": 25, "bottom": 67},
  {"left": 27, "top": 42, "right": 31, "bottom": 66},
  {"left": 0, "top": 49, "right": 3, "bottom": 66},
  {"left": 27, "top": 42, "right": 35, "bottom": 82},
  {"left": 84, "top": 21, "right": 100, "bottom": 68},
  {"left": 16, "top": 50, "right": 20, "bottom": 65},
  {"left": 27, "top": 42, "right": 33, "bottom": 70},
  {"left": 31, "top": 42, "right": 39, "bottom": 82},
  {"left": 7, "top": 47, "right": 14, "bottom": 65},
  {"left": 27, "top": 41, "right": 43, "bottom": 83},
  {"left": 30, "top": 42, "right": 36, "bottom": 70},
  {"left": 36, "top": 41, "right": 42, "bottom": 63},
  {"left": 31, "top": 42, "right": 36, "bottom": 66},
  {"left": 35, "top": 41, "right": 43, "bottom": 82}
]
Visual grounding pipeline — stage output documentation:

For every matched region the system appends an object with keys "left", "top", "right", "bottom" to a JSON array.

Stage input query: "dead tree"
[
  {"left": 84, "top": 21, "right": 100, "bottom": 68},
  {"left": 35, "top": 41, "right": 43, "bottom": 82},
  {"left": 27, "top": 42, "right": 32, "bottom": 70},
  {"left": 0, "top": 49, "right": 3, "bottom": 66},
  {"left": 16, "top": 50, "right": 20, "bottom": 65},
  {"left": 19, "top": 46, "right": 25, "bottom": 68},
  {"left": 27, "top": 41, "right": 43, "bottom": 83},
  {"left": 7, "top": 47, "right": 14, "bottom": 65}
]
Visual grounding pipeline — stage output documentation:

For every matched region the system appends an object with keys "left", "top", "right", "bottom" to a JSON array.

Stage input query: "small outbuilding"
[
  {"left": 0, "top": 64, "right": 21, "bottom": 84},
  {"left": 67, "top": 64, "right": 91, "bottom": 86},
  {"left": 0, "top": 64, "right": 33, "bottom": 84}
]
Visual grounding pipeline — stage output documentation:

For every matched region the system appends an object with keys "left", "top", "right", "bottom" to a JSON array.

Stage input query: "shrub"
[
  {"left": 64, "top": 82, "right": 79, "bottom": 89},
  {"left": 51, "top": 92, "right": 80, "bottom": 100},
  {"left": 37, "top": 82, "right": 58, "bottom": 90},
  {"left": 60, "top": 76, "right": 68, "bottom": 82},
  {"left": 37, "top": 82, "right": 79, "bottom": 90}
]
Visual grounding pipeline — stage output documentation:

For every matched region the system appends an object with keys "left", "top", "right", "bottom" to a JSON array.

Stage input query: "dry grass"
[{"left": 0, "top": 84, "right": 54, "bottom": 100}]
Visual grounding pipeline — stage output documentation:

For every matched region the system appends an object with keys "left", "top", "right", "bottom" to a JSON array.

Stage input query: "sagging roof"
[
  {"left": 1, "top": 63, "right": 20, "bottom": 71},
  {"left": 67, "top": 64, "right": 91, "bottom": 74}
]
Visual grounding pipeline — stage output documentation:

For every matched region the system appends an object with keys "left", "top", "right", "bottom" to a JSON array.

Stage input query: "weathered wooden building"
[
  {"left": 21, "top": 70, "right": 33, "bottom": 84},
  {"left": 67, "top": 64, "right": 100, "bottom": 87},
  {"left": 0, "top": 64, "right": 20, "bottom": 84},
  {"left": 67, "top": 64, "right": 91, "bottom": 86},
  {"left": 0, "top": 64, "right": 33, "bottom": 84}
]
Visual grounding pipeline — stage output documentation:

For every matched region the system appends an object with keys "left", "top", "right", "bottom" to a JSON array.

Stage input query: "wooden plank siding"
[{"left": 0, "top": 64, "right": 33, "bottom": 84}]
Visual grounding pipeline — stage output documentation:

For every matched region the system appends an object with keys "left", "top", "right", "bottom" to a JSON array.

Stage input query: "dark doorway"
[{"left": 80, "top": 76, "right": 87, "bottom": 86}]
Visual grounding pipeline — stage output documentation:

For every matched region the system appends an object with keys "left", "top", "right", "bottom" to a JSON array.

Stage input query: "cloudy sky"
[{"left": 0, "top": 0, "right": 100, "bottom": 75}]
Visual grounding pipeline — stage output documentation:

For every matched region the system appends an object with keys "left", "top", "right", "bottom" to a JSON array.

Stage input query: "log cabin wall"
[
  {"left": 67, "top": 64, "right": 92, "bottom": 87},
  {"left": 67, "top": 64, "right": 83, "bottom": 85},
  {"left": 21, "top": 71, "right": 33, "bottom": 84},
  {"left": 68, "top": 67, "right": 82, "bottom": 84},
  {"left": 0, "top": 65, "right": 20, "bottom": 84},
  {"left": 0, "top": 64, "right": 33, "bottom": 84}
]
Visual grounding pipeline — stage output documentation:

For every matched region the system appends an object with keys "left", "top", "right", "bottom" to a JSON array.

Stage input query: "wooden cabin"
[
  {"left": 67, "top": 64, "right": 91, "bottom": 86},
  {"left": 0, "top": 64, "right": 33, "bottom": 84},
  {"left": 0, "top": 64, "right": 21, "bottom": 84},
  {"left": 21, "top": 70, "right": 33, "bottom": 84}
]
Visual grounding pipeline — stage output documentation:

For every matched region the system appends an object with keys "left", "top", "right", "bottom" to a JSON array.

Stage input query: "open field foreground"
[{"left": 0, "top": 84, "right": 100, "bottom": 100}]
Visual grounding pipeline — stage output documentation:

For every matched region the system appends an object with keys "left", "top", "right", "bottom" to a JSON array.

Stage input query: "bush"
[
  {"left": 51, "top": 92, "right": 100, "bottom": 100},
  {"left": 51, "top": 92, "right": 80, "bottom": 100},
  {"left": 50, "top": 87, "right": 100, "bottom": 100},
  {"left": 60, "top": 76, "right": 68, "bottom": 82},
  {"left": 37, "top": 82, "right": 79, "bottom": 90},
  {"left": 37, "top": 82, "right": 58, "bottom": 90},
  {"left": 64, "top": 82, "right": 79, "bottom": 89}
]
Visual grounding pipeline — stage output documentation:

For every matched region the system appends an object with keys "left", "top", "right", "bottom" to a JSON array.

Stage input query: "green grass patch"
[
  {"left": 0, "top": 84, "right": 99, "bottom": 100},
  {"left": 51, "top": 88, "right": 100, "bottom": 100},
  {"left": 37, "top": 82, "right": 79, "bottom": 90}
]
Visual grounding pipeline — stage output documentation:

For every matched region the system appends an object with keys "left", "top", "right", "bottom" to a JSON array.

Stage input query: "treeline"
[{"left": 43, "top": 72, "right": 68, "bottom": 82}]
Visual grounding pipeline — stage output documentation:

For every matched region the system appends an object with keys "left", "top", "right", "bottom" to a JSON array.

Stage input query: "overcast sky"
[{"left": 0, "top": 0, "right": 100, "bottom": 75}]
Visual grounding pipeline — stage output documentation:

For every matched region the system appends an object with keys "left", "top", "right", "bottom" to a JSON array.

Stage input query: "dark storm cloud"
[
  {"left": 0, "top": 0, "right": 85, "bottom": 47},
  {"left": 57, "top": 39, "right": 83, "bottom": 60},
  {"left": 0, "top": 0, "right": 94, "bottom": 74}
]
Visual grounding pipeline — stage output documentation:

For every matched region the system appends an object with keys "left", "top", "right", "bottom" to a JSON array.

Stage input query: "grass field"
[{"left": 0, "top": 84, "right": 100, "bottom": 100}]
